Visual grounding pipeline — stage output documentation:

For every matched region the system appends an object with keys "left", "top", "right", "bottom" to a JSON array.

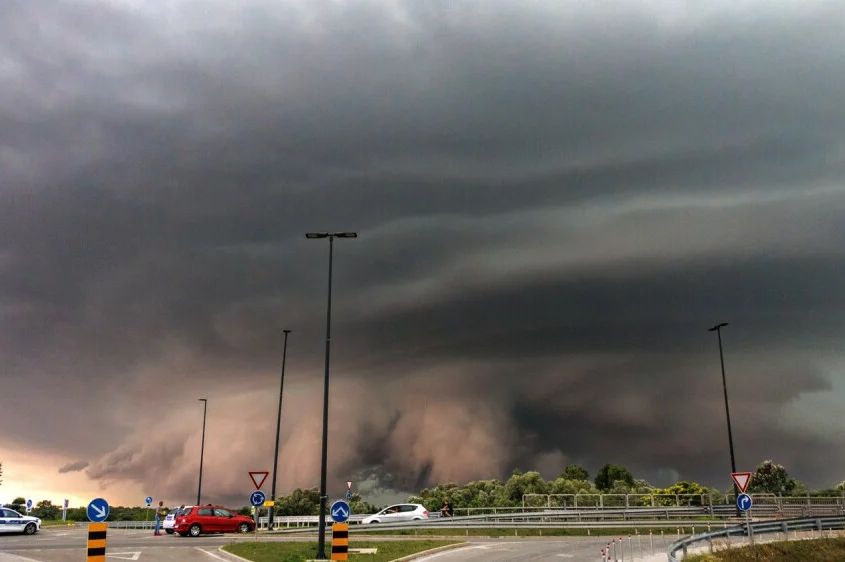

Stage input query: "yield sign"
[
  {"left": 249, "top": 471, "right": 269, "bottom": 489},
  {"left": 731, "top": 472, "right": 753, "bottom": 493}
]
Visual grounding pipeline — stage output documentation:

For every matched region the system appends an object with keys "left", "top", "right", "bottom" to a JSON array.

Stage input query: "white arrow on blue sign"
[
  {"left": 87, "top": 498, "right": 110, "bottom": 522},
  {"left": 145, "top": 496, "right": 153, "bottom": 506},
  {"left": 250, "top": 490, "right": 266, "bottom": 507},
  {"left": 330, "top": 500, "right": 350, "bottom": 523},
  {"left": 736, "top": 493, "right": 752, "bottom": 512}
]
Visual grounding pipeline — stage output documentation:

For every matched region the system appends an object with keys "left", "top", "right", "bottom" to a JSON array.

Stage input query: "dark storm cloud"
[
  {"left": 58, "top": 460, "right": 89, "bottom": 474},
  {"left": 2, "top": 0, "right": 845, "bottom": 502}
]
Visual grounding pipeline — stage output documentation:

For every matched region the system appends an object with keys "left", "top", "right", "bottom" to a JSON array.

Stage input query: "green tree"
[
  {"left": 594, "top": 464, "right": 634, "bottom": 492},
  {"left": 560, "top": 464, "right": 589, "bottom": 481},
  {"left": 748, "top": 460, "right": 801, "bottom": 495},
  {"left": 275, "top": 488, "right": 321, "bottom": 516},
  {"left": 33, "top": 500, "right": 59, "bottom": 520},
  {"left": 10, "top": 497, "right": 25, "bottom": 513},
  {"left": 503, "top": 471, "right": 549, "bottom": 504}
]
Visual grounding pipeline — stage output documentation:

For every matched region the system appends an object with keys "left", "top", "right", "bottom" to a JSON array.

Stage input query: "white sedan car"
[
  {"left": 361, "top": 503, "right": 429, "bottom": 524},
  {"left": 163, "top": 506, "right": 192, "bottom": 534},
  {"left": 0, "top": 508, "right": 41, "bottom": 535}
]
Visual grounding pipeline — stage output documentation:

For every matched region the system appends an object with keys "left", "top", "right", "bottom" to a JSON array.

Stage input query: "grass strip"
[
  {"left": 224, "top": 540, "right": 460, "bottom": 562},
  {"left": 686, "top": 537, "right": 845, "bottom": 561}
]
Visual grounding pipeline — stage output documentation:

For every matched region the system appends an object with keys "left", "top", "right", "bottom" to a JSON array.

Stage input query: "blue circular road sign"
[
  {"left": 145, "top": 496, "right": 153, "bottom": 506},
  {"left": 25, "top": 499, "right": 32, "bottom": 509},
  {"left": 737, "top": 493, "right": 753, "bottom": 512},
  {"left": 87, "top": 498, "right": 110, "bottom": 522},
  {"left": 330, "top": 500, "right": 351, "bottom": 523},
  {"left": 250, "top": 490, "right": 266, "bottom": 507}
]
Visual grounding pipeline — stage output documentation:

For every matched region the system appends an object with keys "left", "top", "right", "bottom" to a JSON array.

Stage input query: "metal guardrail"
[
  {"left": 522, "top": 493, "right": 845, "bottom": 511},
  {"left": 667, "top": 516, "right": 845, "bottom": 561}
]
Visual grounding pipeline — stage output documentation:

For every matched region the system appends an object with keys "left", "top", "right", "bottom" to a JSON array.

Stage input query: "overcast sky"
[{"left": 2, "top": 0, "right": 845, "bottom": 508}]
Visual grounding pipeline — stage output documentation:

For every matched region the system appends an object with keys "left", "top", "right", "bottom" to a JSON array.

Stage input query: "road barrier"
[{"left": 667, "top": 515, "right": 845, "bottom": 561}]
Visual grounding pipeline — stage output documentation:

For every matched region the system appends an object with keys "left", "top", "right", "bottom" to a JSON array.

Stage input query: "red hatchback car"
[{"left": 173, "top": 505, "right": 254, "bottom": 537}]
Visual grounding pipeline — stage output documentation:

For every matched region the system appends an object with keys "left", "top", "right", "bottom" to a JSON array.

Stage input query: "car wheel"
[
  {"left": 412, "top": 517, "right": 422, "bottom": 521},
  {"left": 23, "top": 523, "right": 37, "bottom": 535},
  {"left": 165, "top": 529, "right": 174, "bottom": 535},
  {"left": 189, "top": 524, "right": 202, "bottom": 537},
  {"left": 238, "top": 523, "right": 250, "bottom": 533}
]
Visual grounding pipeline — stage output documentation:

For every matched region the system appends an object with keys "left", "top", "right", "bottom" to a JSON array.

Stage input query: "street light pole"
[
  {"left": 197, "top": 398, "right": 208, "bottom": 506},
  {"left": 709, "top": 323, "right": 740, "bottom": 503},
  {"left": 269, "top": 329, "right": 291, "bottom": 529},
  {"left": 306, "top": 231, "right": 357, "bottom": 560}
]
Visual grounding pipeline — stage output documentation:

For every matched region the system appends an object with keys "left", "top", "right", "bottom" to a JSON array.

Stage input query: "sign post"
[
  {"left": 86, "top": 498, "right": 110, "bottom": 562},
  {"left": 731, "top": 472, "right": 752, "bottom": 495},
  {"left": 144, "top": 497, "right": 152, "bottom": 524},
  {"left": 732, "top": 472, "right": 754, "bottom": 546},
  {"left": 249, "top": 471, "right": 269, "bottom": 489},
  {"left": 248, "top": 472, "right": 269, "bottom": 532},
  {"left": 330, "top": 500, "right": 351, "bottom": 561},
  {"left": 250, "top": 491, "right": 265, "bottom": 534}
]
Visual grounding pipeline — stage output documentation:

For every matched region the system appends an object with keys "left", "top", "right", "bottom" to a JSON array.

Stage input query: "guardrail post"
[{"left": 600, "top": 495, "right": 604, "bottom": 509}]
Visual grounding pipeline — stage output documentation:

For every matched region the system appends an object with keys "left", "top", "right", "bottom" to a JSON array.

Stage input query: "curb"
[
  {"left": 218, "top": 540, "right": 468, "bottom": 562},
  {"left": 217, "top": 545, "right": 253, "bottom": 562},
  {"left": 388, "top": 541, "right": 469, "bottom": 561}
]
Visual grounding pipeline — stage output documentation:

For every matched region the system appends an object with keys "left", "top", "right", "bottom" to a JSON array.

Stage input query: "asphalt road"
[
  {"left": 414, "top": 537, "right": 667, "bottom": 561},
  {"left": 0, "top": 526, "right": 253, "bottom": 562},
  {"left": 0, "top": 526, "right": 677, "bottom": 561}
]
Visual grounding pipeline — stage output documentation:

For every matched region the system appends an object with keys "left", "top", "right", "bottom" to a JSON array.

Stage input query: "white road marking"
[
  {"left": 0, "top": 553, "right": 44, "bottom": 562},
  {"left": 195, "top": 547, "right": 230, "bottom": 561},
  {"left": 108, "top": 552, "right": 142, "bottom": 560}
]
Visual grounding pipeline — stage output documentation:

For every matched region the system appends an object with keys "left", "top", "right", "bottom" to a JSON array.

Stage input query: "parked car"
[
  {"left": 173, "top": 505, "right": 254, "bottom": 537},
  {"left": 361, "top": 503, "right": 429, "bottom": 524},
  {"left": 0, "top": 508, "right": 41, "bottom": 535},
  {"left": 163, "top": 506, "right": 192, "bottom": 534}
]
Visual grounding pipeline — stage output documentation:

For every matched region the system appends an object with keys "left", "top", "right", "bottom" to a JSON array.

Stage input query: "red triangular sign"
[
  {"left": 249, "top": 471, "right": 269, "bottom": 489},
  {"left": 731, "top": 472, "right": 752, "bottom": 493}
]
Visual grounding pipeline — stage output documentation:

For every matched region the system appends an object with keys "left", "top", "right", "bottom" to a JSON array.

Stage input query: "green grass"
[
  {"left": 358, "top": 526, "right": 701, "bottom": 538},
  {"left": 686, "top": 537, "right": 845, "bottom": 561},
  {"left": 39, "top": 520, "right": 80, "bottom": 527},
  {"left": 224, "top": 540, "right": 461, "bottom": 562}
]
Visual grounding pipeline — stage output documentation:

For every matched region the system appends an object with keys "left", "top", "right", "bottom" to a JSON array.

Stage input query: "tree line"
[{"left": 3, "top": 459, "right": 843, "bottom": 520}]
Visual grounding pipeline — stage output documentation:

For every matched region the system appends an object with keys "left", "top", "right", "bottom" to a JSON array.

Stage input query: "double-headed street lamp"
[
  {"left": 305, "top": 231, "right": 357, "bottom": 560},
  {"left": 708, "top": 322, "right": 740, "bottom": 502},
  {"left": 197, "top": 398, "right": 208, "bottom": 505},
  {"left": 269, "top": 329, "right": 292, "bottom": 529}
]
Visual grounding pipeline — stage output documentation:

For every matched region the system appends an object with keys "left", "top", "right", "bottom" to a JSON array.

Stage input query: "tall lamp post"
[
  {"left": 269, "top": 329, "right": 292, "bottom": 529},
  {"left": 197, "top": 398, "right": 208, "bottom": 505},
  {"left": 306, "top": 231, "right": 358, "bottom": 560},
  {"left": 709, "top": 323, "right": 740, "bottom": 503}
]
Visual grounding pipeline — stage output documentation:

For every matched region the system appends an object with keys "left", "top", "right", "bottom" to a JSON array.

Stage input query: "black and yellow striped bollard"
[
  {"left": 87, "top": 522, "right": 108, "bottom": 561},
  {"left": 331, "top": 522, "right": 349, "bottom": 561}
]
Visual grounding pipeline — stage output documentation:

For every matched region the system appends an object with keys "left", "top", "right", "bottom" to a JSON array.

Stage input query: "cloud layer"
[{"left": 2, "top": 0, "right": 845, "bottom": 505}]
